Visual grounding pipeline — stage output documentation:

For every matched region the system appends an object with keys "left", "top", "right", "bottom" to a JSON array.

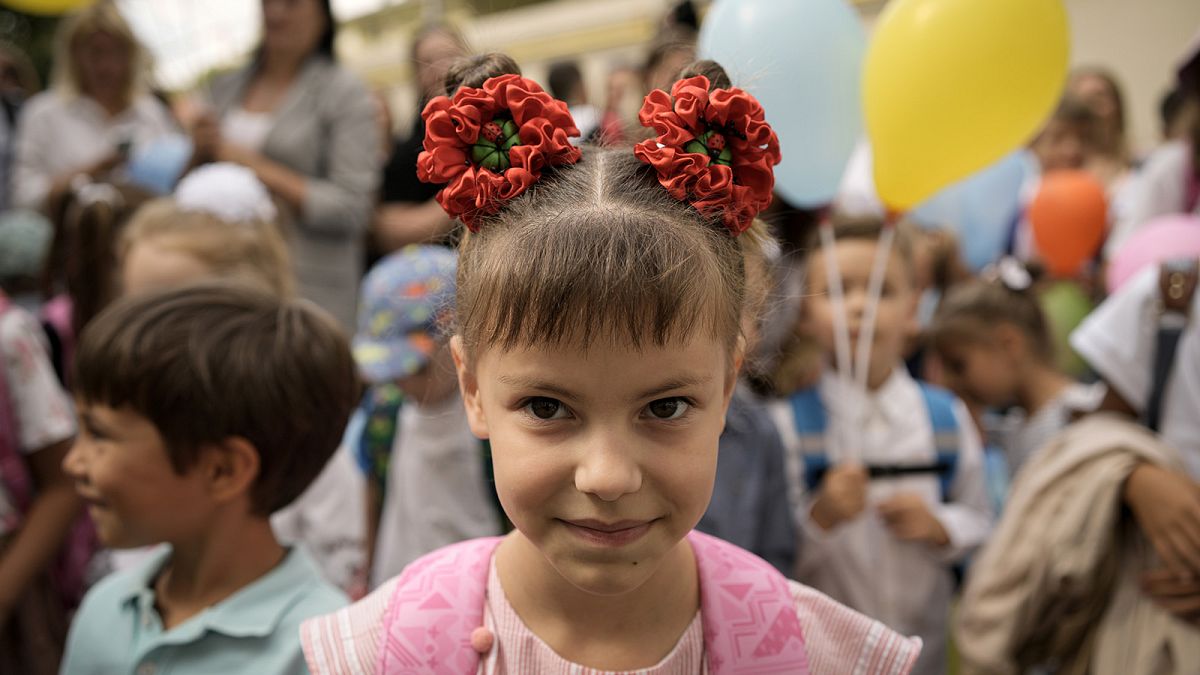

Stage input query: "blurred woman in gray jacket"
[{"left": 192, "top": 0, "right": 380, "bottom": 329}]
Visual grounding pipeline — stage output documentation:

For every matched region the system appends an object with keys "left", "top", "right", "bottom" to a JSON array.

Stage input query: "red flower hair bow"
[
  {"left": 417, "top": 74, "right": 582, "bottom": 231},
  {"left": 634, "top": 76, "right": 782, "bottom": 236}
]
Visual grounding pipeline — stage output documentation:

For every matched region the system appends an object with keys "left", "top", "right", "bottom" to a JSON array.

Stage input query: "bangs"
[{"left": 457, "top": 203, "right": 742, "bottom": 355}]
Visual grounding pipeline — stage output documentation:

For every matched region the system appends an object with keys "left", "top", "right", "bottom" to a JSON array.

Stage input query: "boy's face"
[
  {"left": 1030, "top": 119, "right": 1087, "bottom": 172},
  {"left": 454, "top": 334, "right": 737, "bottom": 597},
  {"left": 803, "top": 238, "right": 917, "bottom": 381},
  {"left": 63, "top": 403, "right": 214, "bottom": 548}
]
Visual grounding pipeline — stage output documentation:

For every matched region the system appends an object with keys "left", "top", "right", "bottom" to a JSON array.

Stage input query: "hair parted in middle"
[{"left": 416, "top": 54, "right": 781, "bottom": 358}]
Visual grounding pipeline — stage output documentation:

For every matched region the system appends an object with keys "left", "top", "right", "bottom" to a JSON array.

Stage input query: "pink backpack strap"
[
  {"left": 689, "top": 530, "right": 810, "bottom": 674},
  {"left": 376, "top": 532, "right": 808, "bottom": 674},
  {"left": 376, "top": 536, "right": 502, "bottom": 675}
]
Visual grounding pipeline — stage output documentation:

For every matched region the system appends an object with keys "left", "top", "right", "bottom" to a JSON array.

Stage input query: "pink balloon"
[{"left": 1107, "top": 214, "right": 1200, "bottom": 294}]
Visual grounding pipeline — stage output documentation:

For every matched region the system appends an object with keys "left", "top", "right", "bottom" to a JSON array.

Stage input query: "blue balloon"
[
  {"left": 909, "top": 151, "right": 1033, "bottom": 272},
  {"left": 127, "top": 134, "right": 193, "bottom": 195},
  {"left": 699, "top": 0, "right": 866, "bottom": 207}
]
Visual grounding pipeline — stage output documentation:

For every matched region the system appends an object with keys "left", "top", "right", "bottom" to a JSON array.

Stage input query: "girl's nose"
[{"left": 574, "top": 440, "right": 642, "bottom": 502}]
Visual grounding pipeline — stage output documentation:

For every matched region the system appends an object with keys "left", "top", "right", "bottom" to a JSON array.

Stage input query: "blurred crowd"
[{"left": 0, "top": 1, "right": 1199, "bottom": 674}]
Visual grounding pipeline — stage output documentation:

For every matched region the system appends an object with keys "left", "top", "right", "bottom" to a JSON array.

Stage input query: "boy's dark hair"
[{"left": 73, "top": 282, "right": 360, "bottom": 515}]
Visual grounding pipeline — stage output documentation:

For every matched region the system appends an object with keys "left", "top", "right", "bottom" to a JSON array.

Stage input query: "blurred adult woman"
[
  {"left": 12, "top": 1, "right": 174, "bottom": 214},
  {"left": 195, "top": 0, "right": 380, "bottom": 329}
]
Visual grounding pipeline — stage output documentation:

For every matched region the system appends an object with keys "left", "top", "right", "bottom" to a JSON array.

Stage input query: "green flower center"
[
  {"left": 684, "top": 129, "right": 733, "bottom": 167},
  {"left": 471, "top": 118, "right": 521, "bottom": 172}
]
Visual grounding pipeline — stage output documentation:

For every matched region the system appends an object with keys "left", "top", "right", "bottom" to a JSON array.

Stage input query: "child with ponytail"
[{"left": 300, "top": 55, "right": 918, "bottom": 674}]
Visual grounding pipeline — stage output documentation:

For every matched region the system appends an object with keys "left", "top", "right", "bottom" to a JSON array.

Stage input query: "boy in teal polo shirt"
[{"left": 59, "top": 283, "right": 359, "bottom": 675}]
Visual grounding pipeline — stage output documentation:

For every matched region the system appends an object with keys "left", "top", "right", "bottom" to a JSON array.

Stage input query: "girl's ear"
[
  {"left": 450, "top": 336, "right": 489, "bottom": 439},
  {"left": 203, "top": 436, "right": 261, "bottom": 507}
]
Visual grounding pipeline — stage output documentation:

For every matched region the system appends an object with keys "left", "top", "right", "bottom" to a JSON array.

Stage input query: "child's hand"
[
  {"left": 810, "top": 463, "right": 868, "bottom": 531},
  {"left": 877, "top": 493, "right": 950, "bottom": 547},
  {"left": 1141, "top": 569, "right": 1200, "bottom": 625},
  {"left": 1123, "top": 463, "right": 1200, "bottom": 579}
]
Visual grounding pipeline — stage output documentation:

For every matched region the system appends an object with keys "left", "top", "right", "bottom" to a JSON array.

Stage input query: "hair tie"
[
  {"left": 175, "top": 163, "right": 277, "bottom": 223},
  {"left": 634, "top": 75, "right": 782, "bottom": 236},
  {"left": 984, "top": 257, "right": 1033, "bottom": 292},
  {"left": 417, "top": 74, "right": 582, "bottom": 231}
]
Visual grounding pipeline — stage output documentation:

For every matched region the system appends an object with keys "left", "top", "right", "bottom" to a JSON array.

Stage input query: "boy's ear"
[
  {"left": 450, "top": 336, "right": 489, "bottom": 439},
  {"left": 202, "top": 437, "right": 261, "bottom": 506}
]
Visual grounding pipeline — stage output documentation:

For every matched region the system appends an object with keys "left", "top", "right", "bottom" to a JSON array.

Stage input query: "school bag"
[
  {"left": 787, "top": 382, "right": 961, "bottom": 501},
  {"left": 368, "top": 530, "right": 809, "bottom": 674},
  {"left": 1144, "top": 258, "right": 1198, "bottom": 432}
]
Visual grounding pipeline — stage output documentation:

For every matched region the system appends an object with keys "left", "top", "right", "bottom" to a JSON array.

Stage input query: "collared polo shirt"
[{"left": 61, "top": 546, "right": 346, "bottom": 675}]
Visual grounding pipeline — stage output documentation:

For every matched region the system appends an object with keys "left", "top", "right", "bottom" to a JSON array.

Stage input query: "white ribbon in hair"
[
  {"left": 985, "top": 256, "right": 1033, "bottom": 291},
  {"left": 174, "top": 163, "right": 278, "bottom": 223}
]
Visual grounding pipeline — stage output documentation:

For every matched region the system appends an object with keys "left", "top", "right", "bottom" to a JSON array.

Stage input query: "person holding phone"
[{"left": 12, "top": 1, "right": 175, "bottom": 214}]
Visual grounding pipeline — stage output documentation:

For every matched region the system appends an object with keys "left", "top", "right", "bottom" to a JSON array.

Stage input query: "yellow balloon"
[
  {"left": 863, "top": 0, "right": 1069, "bottom": 210},
  {"left": 0, "top": 0, "right": 91, "bottom": 15}
]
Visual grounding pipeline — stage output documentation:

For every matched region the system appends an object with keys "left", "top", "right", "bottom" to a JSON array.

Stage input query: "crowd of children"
[{"left": 0, "top": 2, "right": 1199, "bottom": 674}]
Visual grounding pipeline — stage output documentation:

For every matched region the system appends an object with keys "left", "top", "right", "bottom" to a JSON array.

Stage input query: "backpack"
[
  {"left": 787, "top": 382, "right": 961, "bottom": 501},
  {"left": 371, "top": 531, "right": 810, "bottom": 674}
]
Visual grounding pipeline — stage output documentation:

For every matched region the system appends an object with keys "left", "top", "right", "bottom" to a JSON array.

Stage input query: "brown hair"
[
  {"left": 1068, "top": 66, "right": 1128, "bottom": 159},
  {"left": 443, "top": 52, "right": 521, "bottom": 96},
  {"left": 926, "top": 277, "right": 1055, "bottom": 364},
  {"left": 452, "top": 57, "right": 768, "bottom": 360},
  {"left": 120, "top": 198, "right": 295, "bottom": 297},
  {"left": 73, "top": 282, "right": 359, "bottom": 515},
  {"left": 41, "top": 181, "right": 151, "bottom": 336}
]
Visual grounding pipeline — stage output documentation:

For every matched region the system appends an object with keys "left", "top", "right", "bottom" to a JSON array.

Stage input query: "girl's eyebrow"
[
  {"left": 634, "top": 375, "right": 712, "bottom": 401},
  {"left": 496, "top": 373, "right": 713, "bottom": 402},
  {"left": 496, "top": 375, "right": 578, "bottom": 400}
]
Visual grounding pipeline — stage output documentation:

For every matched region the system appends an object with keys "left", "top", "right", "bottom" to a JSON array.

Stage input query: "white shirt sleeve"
[
  {"left": 1069, "top": 265, "right": 1159, "bottom": 410},
  {"left": 0, "top": 307, "right": 75, "bottom": 453},
  {"left": 932, "top": 399, "right": 994, "bottom": 563}
]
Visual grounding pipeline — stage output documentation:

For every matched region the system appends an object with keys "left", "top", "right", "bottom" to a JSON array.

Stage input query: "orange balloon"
[{"left": 1028, "top": 170, "right": 1107, "bottom": 277}]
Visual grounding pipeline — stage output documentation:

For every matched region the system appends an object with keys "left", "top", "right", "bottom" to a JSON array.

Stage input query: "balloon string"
[
  {"left": 854, "top": 224, "right": 895, "bottom": 406},
  {"left": 819, "top": 223, "right": 856, "bottom": 463}
]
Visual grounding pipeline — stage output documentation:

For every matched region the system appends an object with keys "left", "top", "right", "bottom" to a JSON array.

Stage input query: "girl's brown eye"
[
  {"left": 647, "top": 398, "right": 689, "bottom": 420},
  {"left": 528, "top": 397, "right": 563, "bottom": 420}
]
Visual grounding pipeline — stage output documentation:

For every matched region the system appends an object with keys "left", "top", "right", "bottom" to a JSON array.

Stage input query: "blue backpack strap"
[
  {"left": 788, "top": 387, "right": 830, "bottom": 494},
  {"left": 917, "top": 382, "right": 960, "bottom": 502}
]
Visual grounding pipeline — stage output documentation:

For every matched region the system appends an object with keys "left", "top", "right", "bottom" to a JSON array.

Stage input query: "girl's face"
[
  {"left": 454, "top": 334, "right": 737, "bottom": 596},
  {"left": 937, "top": 338, "right": 1019, "bottom": 408}
]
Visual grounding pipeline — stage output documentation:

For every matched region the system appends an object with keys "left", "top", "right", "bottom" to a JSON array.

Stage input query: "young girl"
[
  {"left": 927, "top": 259, "right": 1103, "bottom": 477},
  {"left": 119, "top": 163, "right": 293, "bottom": 297},
  {"left": 301, "top": 59, "right": 919, "bottom": 673}
]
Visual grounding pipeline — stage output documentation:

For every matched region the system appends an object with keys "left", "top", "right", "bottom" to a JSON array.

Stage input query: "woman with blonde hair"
[{"left": 11, "top": 0, "right": 175, "bottom": 214}]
